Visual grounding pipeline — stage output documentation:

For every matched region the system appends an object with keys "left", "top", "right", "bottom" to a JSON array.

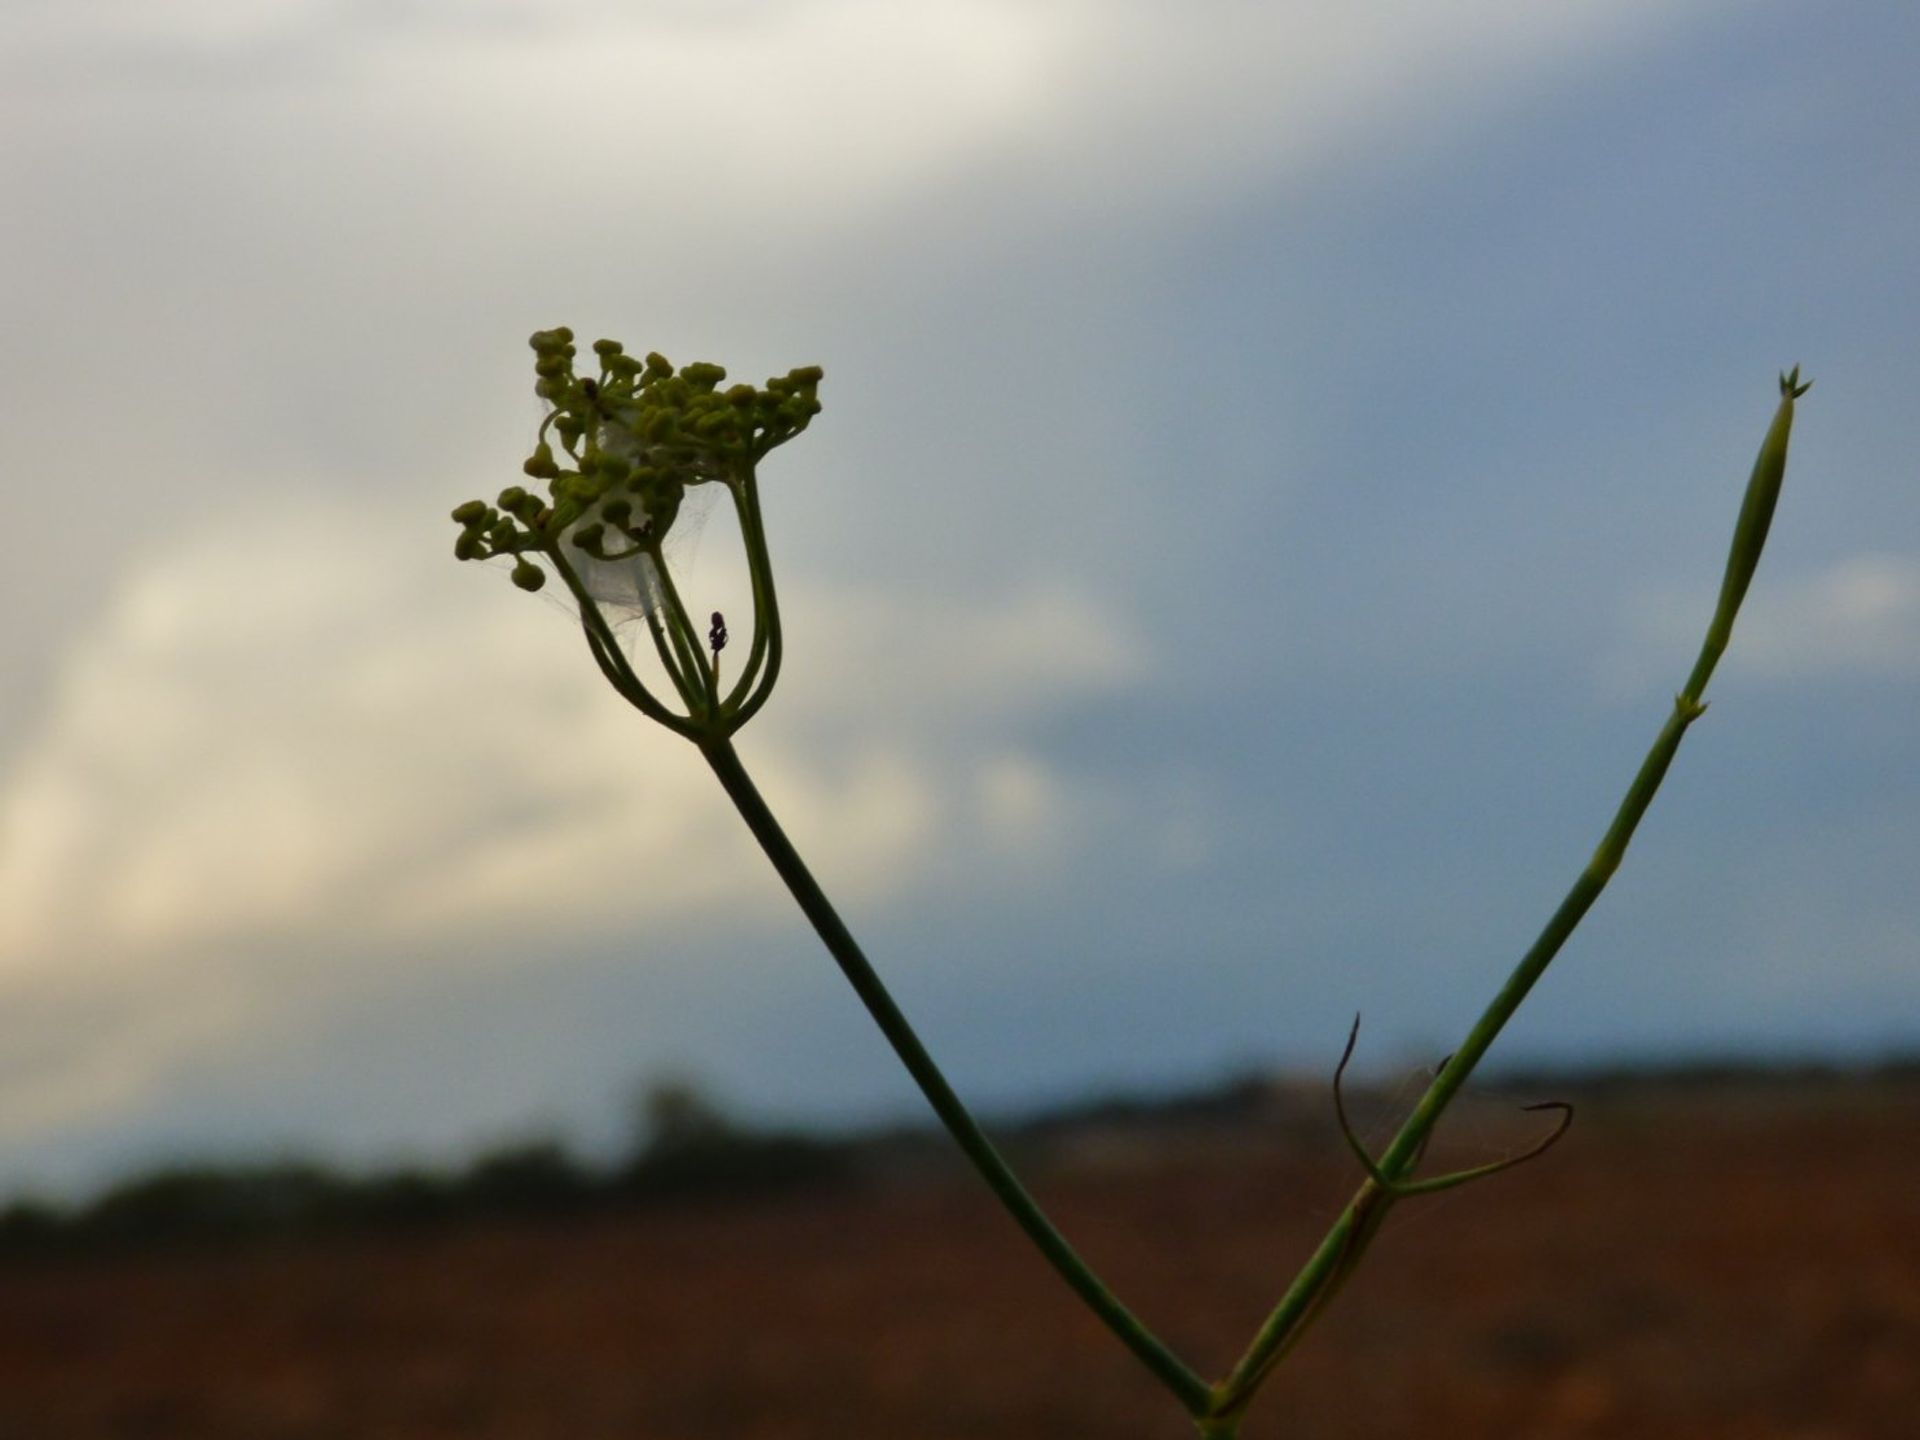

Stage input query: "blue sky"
[{"left": 0, "top": 0, "right": 1915, "bottom": 1193}]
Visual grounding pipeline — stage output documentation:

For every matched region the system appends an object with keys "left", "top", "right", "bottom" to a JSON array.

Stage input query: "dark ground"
[{"left": 0, "top": 1074, "right": 1912, "bottom": 1439}]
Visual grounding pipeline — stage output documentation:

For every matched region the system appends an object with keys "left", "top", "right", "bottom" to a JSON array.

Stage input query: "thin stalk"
[
  {"left": 1211, "top": 373, "right": 1807, "bottom": 1421},
  {"left": 649, "top": 544, "right": 719, "bottom": 717},
  {"left": 727, "top": 480, "right": 784, "bottom": 729},
  {"left": 699, "top": 735, "right": 1213, "bottom": 1416},
  {"left": 546, "top": 545, "right": 696, "bottom": 737},
  {"left": 640, "top": 606, "right": 700, "bottom": 713},
  {"left": 721, "top": 479, "right": 773, "bottom": 714}
]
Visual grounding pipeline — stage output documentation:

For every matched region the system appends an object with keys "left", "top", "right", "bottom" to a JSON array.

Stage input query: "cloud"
[
  {"left": 1599, "top": 552, "right": 1920, "bottom": 695},
  {"left": 5, "top": 1, "right": 1725, "bottom": 247},
  {"left": 16, "top": 0, "right": 1890, "bottom": 1170},
  {"left": 1734, "top": 553, "right": 1920, "bottom": 680},
  {"left": 0, "top": 0, "right": 1731, "bottom": 690},
  {"left": 0, "top": 494, "right": 1145, "bottom": 1138}
]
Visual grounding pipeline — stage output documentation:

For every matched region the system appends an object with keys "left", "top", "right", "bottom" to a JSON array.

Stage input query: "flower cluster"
[{"left": 450, "top": 328, "right": 823, "bottom": 593}]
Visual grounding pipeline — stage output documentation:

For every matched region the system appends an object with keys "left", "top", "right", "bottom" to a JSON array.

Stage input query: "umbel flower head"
[{"left": 452, "top": 328, "right": 823, "bottom": 740}]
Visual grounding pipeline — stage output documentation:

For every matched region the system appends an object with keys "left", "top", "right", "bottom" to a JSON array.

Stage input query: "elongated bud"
[
  {"left": 1682, "top": 367, "right": 1811, "bottom": 701},
  {"left": 1719, "top": 367, "right": 1808, "bottom": 628}
]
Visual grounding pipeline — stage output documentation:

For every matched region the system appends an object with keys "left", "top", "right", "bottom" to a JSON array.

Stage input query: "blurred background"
[{"left": 0, "top": 1, "right": 1914, "bottom": 1435}]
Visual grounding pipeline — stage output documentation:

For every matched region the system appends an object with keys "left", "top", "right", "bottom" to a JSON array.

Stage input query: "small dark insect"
[{"left": 709, "top": 611, "right": 729, "bottom": 653}]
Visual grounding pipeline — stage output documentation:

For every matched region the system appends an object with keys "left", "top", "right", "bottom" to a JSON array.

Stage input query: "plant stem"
[
  {"left": 699, "top": 735, "right": 1213, "bottom": 1417},
  {"left": 721, "top": 479, "right": 775, "bottom": 714},
  {"left": 1210, "top": 373, "right": 1808, "bottom": 1421},
  {"left": 725, "top": 479, "right": 784, "bottom": 730}
]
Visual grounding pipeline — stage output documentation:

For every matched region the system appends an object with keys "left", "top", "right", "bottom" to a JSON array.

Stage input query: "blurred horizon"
[
  {"left": 8, "top": 1049, "right": 1918, "bottom": 1213},
  {"left": 2, "top": 1, "right": 1917, "bottom": 1199}
]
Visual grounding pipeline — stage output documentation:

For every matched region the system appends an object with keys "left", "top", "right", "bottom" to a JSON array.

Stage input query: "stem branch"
[
  {"left": 699, "top": 736, "right": 1212, "bottom": 1416},
  {"left": 1210, "top": 375, "right": 1807, "bottom": 1421}
]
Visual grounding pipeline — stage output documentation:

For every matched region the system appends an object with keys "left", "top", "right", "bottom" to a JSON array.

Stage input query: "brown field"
[{"left": 0, "top": 1076, "right": 1913, "bottom": 1439}]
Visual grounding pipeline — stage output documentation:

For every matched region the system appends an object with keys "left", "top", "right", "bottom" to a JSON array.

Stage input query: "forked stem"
[{"left": 520, "top": 358, "right": 1806, "bottom": 1437}]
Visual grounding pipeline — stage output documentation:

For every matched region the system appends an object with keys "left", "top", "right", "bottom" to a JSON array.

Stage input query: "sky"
[{"left": 1, "top": 0, "right": 1915, "bottom": 1195}]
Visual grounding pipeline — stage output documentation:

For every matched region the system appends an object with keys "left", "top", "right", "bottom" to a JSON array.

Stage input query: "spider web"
[{"left": 536, "top": 483, "right": 727, "bottom": 669}]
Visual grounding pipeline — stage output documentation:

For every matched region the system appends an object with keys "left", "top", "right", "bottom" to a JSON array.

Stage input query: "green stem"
[
  {"left": 699, "top": 735, "right": 1212, "bottom": 1416},
  {"left": 727, "top": 479, "right": 784, "bottom": 729},
  {"left": 649, "top": 545, "right": 718, "bottom": 717},
  {"left": 641, "top": 606, "right": 700, "bottom": 713},
  {"left": 546, "top": 545, "right": 696, "bottom": 738},
  {"left": 1210, "top": 374, "right": 1807, "bottom": 1421},
  {"left": 721, "top": 479, "right": 773, "bottom": 715}
]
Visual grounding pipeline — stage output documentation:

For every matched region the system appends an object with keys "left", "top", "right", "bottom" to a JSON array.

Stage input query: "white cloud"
[
  {"left": 974, "top": 750, "right": 1066, "bottom": 857},
  {"left": 0, "top": 0, "right": 1784, "bottom": 1156},
  {"left": 3, "top": 0, "right": 1726, "bottom": 252},
  {"left": 0, "top": 495, "right": 1145, "bottom": 1136},
  {"left": 1735, "top": 553, "right": 1920, "bottom": 680},
  {"left": 1601, "top": 552, "right": 1920, "bottom": 695}
]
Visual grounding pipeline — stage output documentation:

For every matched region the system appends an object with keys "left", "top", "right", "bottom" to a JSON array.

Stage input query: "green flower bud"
[
  {"left": 523, "top": 442, "right": 559, "bottom": 479},
  {"left": 474, "top": 331, "right": 827, "bottom": 611}
]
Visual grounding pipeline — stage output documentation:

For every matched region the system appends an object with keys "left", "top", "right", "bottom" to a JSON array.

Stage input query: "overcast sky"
[{"left": 1, "top": 0, "right": 1915, "bottom": 1194}]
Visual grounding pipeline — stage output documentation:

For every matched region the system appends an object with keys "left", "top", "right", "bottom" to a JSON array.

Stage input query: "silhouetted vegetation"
[
  {"left": 1, "top": 1059, "right": 1912, "bottom": 1258},
  {"left": 616, "top": 1079, "right": 849, "bottom": 1201},
  {"left": 0, "top": 1082, "right": 854, "bottom": 1256}
]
